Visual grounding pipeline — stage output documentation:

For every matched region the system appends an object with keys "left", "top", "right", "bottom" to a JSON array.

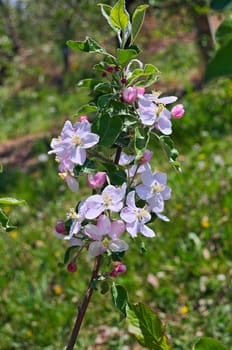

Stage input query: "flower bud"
[
  {"left": 109, "top": 263, "right": 127, "bottom": 278},
  {"left": 79, "top": 115, "right": 89, "bottom": 122},
  {"left": 121, "top": 78, "right": 127, "bottom": 84},
  {"left": 136, "top": 87, "right": 145, "bottom": 96},
  {"left": 171, "top": 104, "right": 185, "bottom": 119},
  {"left": 122, "top": 87, "right": 138, "bottom": 103},
  {"left": 106, "top": 66, "right": 113, "bottom": 72},
  {"left": 55, "top": 220, "right": 66, "bottom": 235},
  {"left": 67, "top": 261, "right": 77, "bottom": 272},
  {"left": 87, "top": 172, "right": 107, "bottom": 189},
  {"left": 139, "top": 149, "right": 153, "bottom": 165}
]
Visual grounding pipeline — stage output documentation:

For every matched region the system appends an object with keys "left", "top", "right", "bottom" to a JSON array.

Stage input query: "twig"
[{"left": 66, "top": 255, "right": 102, "bottom": 350}]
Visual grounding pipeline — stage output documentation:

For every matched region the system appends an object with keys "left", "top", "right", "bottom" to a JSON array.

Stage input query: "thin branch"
[{"left": 66, "top": 255, "right": 102, "bottom": 350}]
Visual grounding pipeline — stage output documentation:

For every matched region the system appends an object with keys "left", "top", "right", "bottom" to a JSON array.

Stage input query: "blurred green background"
[{"left": 0, "top": 0, "right": 231, "bottom": 349}]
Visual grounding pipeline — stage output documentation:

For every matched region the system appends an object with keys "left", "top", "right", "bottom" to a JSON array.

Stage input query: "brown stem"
[
  {"left": 66, "top": 255, "right": 101, "bottom": 350},
  {"left": 114, "top": 146, "right": 122, "bottom": 165}
]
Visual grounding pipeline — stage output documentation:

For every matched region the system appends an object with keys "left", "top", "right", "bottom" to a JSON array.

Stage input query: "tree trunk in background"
[{"left": 191, "top": 10, "right": 214, "bottom": 65}]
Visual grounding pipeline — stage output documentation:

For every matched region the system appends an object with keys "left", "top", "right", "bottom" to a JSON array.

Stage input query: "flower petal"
[
  {"left": 109, "top": 239, "right": 128, "bottom": 252},
  {"left": 88, "top": 242, "right": 106, "bottom": 256}
]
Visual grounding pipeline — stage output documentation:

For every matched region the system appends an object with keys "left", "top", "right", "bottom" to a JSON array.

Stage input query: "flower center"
[
  {"left": 137, "top": 208, "right": 149, "bottom": 221},
  {"left": 103, "top": 193, "right": 113, "bottom": 207},
  {"left": 152, "top": 182, "right": 164, "bottom": 193},
  {"left": 157, "top": 103, "right": 164, "bottom": 115},
  {"left": 72, "top": 135, "right": 82, "bottom": 146},
  {"left": 67, "top": 208, "right": 79, "bottom": 219},
  {"left": 102, "top": 237, "right": 109, "bottom": 247}
]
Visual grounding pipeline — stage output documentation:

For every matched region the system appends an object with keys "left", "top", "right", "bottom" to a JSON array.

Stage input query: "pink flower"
[
  {"left": 171, "top": 104, "right": 185, "bottom": 118},
  {"left": 84, "top": 183, "right": 126, "bottom": 220},
  {"left": 87, "top": 172, "right": 107, "bottom": 189},
  {"left": 79, "top": 115, "right": 89, "bottom": 122},
  {"left": 120, "top": 191, "right": 155, "bottom": 238},
  {"left": 139, "top": 150, "right": 153, "bottom": 165},
  {"left": 122, "top": 87, "right": 145, "bottom": 104},
  {"left": 49, "top": 119, "right": 99, "bottom": 167},
  {"left": 109, "top": 263, "right": 127, "bottom": 278},
  {"left": 136, "top": 165, "right": 171, "bottom": 214},
  {"left": 85, "top": 215, "right": 128, "bottom": 256}
]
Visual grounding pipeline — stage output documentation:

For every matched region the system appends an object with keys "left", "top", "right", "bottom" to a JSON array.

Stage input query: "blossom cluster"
[{"left": 50, "top": 59, "right": 184, "bottom": 276}]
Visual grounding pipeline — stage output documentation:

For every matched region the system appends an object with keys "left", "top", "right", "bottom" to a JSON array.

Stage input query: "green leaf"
[
  {"left": 117, "top": 48, "right": 138, "bottom": 66},
  {"left": 74, "top": 159, "right": 96, "bottom": 176},
  {"left": 210, "top": 0, "right": 232, "bottom": 10},
  {"left": 205, "top": 39, "right": 232, "bottom": 81},
  {"left": 97, "top": 114, "right": 123, "bottom": 147},
  {"left": 76, "top": 104, "right": 97, "bottom": 116},
  {"left": 126, "top": 302, "right": 171, "bottom": 349},
  {"left": 0, "top": 208, "right": 8, "bottom": 228},
  {"left": 215, "top": 15, "right": 232, "bottom": 46},
  {"left": 134, "top": 127, "right": 148, "bottom": 160},
  {"left": 77, "top": 78, "right": 101, "bottom": 89},
  {"left": 111, "top": 284, "right": 128, "bottom": 316},
  {"left": 104, "top": 163, "right": 127, "bottom": 186},
  {"left": 127, "top": 63, "right": 159, "bottom": 86},
  {"left": 194, "top": 337, "right": 227, "bottom": 350},
  {"left": 94, "top": 82, "right": 112, "bottom": 95},
  {"left": 97, "top": 94, "right": 114, "bottom": 108},
  {"left": 131, "top": 5, "right": 149, "bottom": 44},
  {"left": 63, "top": 246, "right": 79, "bottom": 265},
  {"left": 67, "top": 37, "right": 109, "bottom": 56},
  {"left": 0, "top": 164, "right": 2, "bottom": 173},
  {"left": 98, "top": 3, "right": 121, "bottom": 35},
  {"left": 0, "top": 198, "right": 25, "bottom": 205},
  {"left": 110, "top": 0, "right": 130, "bottom": 30}
]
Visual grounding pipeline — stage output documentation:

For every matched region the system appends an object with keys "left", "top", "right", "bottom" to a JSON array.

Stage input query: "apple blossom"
[
  {"left": 85, "top": 215, "right": 128, "bottom": 256},
  {"left": 87, "top": 172, "right": 107, "bottom": 189},
  {"left": 171, "top": 104, "right": 185, "bottom": 118},
  {"left": 120, "top": 191, "right": 155, "bottom": 238}
]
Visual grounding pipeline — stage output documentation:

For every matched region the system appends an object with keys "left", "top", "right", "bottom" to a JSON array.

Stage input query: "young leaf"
[
  {"left": 76, "top": 104, "right": 97, "bottom": 116},
  {"left": 134, "top": 127, "right": 148, "bottom": 160},
  {"left": 126, "top": 302, "right": 171, "bottom": 349},
  {"left": 98, "top": 3, "right": 121, "bottom": 36},
  {"left": 193, "top": 337, "right": 227, "bottom": 350},
  {"left": 0, "top": 208, "right": 8, "bottom": 228},
  {"left": 77, "top": 79, "right": 101, "bottom": 89},
  {"left": 74, "top": 159, "right": 96, "bottom": 176},
  {"left": 0, "top": 198, "right": 25, "bottom": 205},
  {"left": 67, "top": 37, "right": 110, "bottom": 56},
  {"left": 117, "top": 48, "right": 139, "bottom": 66},
  {"left": 63, "top": 246, "right": 79, "bottom": 265},
  {"left": 131, "top": 5, "right": 149, "bottom": 44},
  {"left": 97, "top": 115, "right": 123, "bottom": 147},
  {"left": 104, "top": 163, "right": 127, "bottom": 186},
  {"left": 111, "top": 283, "right": 128, "bottom": 316},
  {"left": 205, "top": 39, "right": 232, "bottom": 81},
  {"left": 110, "top": 0, "right": 130, "bottom": 30}
]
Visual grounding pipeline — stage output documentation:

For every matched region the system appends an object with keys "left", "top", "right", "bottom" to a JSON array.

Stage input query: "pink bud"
[
  {"left": 87, "top": 172, "right": 107, "bottom": 189},
  {"left": 115, "top": 263, "right": 127, "bottom": 275},
  {"left": 109, "top": 263, "right": 127, "bottom": 278},
  {"left": 106, "top": 66, "right": 113, "bottom": 72},
  {"left": 55, "top": 220, "right": 66, "bottom": 235},
  {"left": 79, "top": 115, "right": 89, "bottom": 122},
  {"left": 121, "top": 78, "right": 127, "bottom": 84},
  {"left": 67, "top": 261, "right": 77, "bottom": 272},
  {"left": 139, "top": 149, "right": 153, "bottom": 165},
  {"left": 136, "top": 87, "right": 145, "bottom": 96},
  {"left": 171, "top": 104, "right": 185, "bottom": 119},
  {"left": 122, "top": 87, "right": 138, "bottom": 103},
  {"left": 102, "top": 72, "right": 107, "bottom": 78}
]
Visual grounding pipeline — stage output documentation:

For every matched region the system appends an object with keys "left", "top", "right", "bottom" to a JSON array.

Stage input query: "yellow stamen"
[{"left": 72, "top": 135, "right": 82, "bottom": 146}]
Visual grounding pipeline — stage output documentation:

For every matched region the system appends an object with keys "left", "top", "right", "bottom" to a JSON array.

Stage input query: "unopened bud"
[
  {"left": 67, "top": 261, "right": 77, "bottom": 272},
  {"left": 171, "top": 104, "right": 185, "bottom": 119},
  {"left": 55, "top": 220, "right": 66, "bottom": 235},
  {"left": 79, "top": 115, "right": 89, "bottom": 122},
  {"left": 87, "top": 172, "right": 107, "bottom": 189}
]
